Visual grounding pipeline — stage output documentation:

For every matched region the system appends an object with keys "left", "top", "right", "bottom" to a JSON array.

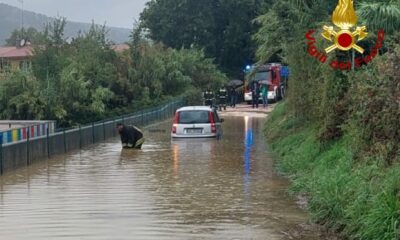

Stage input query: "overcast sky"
[{"left": 0, "top": 0, "right": 149, "bottom": 29}]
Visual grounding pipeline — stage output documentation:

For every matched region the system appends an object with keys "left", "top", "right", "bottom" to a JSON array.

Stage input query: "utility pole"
[{"left": 18, "top": 0, "right": 24, "bottom": 30}]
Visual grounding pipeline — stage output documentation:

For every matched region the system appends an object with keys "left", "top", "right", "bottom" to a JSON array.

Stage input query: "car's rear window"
[{"left": 179, "top": 110, "right": 210, "bottom": 124}]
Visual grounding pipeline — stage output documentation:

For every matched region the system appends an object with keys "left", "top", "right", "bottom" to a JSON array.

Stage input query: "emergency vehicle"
[{"left": 244, "top": 63, "right": 288, "bottom": 104}]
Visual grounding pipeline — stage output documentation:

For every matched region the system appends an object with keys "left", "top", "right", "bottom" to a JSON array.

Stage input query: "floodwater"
[{"left": 0, "top": 116, "right": 325, "bottom": 240}]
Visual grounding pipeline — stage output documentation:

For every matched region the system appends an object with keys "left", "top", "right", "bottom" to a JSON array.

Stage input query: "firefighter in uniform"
[
  {"left": 203, "top": 88, "right": 214, "bottom": 108},
  {"left": 229, "top": 86, "right": 238, "bottom": 107},
  {"left": 116, "top": 123, "right": 145, "bottom": 149},
  {"left": 218, "top": 86, "right": 228, "bottom": 111}
]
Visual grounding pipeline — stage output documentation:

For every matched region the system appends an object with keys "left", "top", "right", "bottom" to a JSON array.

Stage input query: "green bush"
[
  {"left": 265, "top": 103, "right": 400, "bottom": 240},
  {"left": 182, "top": 87, "right": 203, "bottom": 106}
]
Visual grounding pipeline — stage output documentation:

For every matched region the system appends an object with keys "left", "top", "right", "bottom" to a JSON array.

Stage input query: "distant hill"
[{"left": 0, "top": 3, "right": 131, "bottom": 45}]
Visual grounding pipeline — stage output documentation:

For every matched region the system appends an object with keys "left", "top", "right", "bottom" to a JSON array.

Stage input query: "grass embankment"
[{"left": 265, "top": 103, "right": 400, "bottom": 240}]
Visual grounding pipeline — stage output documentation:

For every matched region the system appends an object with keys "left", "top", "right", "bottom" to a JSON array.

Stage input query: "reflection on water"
[
  {"left": 244, "top": 115, "right": 253, "bottom": 198},
  {"left": 0, "top": 117, "right": 324, "bottom": 240}
]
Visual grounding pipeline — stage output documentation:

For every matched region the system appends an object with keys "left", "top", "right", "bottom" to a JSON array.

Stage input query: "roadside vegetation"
[
  {"left": 0, "top": 18, "right": 226, "bottom": 127},
  {"left": 0, "top": 0, "right": 269, "bottom": 127},
  {"left": 260, "top": 0, "right": 400, "bottom": 239}
]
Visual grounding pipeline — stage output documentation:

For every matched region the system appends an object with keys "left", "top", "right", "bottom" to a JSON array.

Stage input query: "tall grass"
[{"left": 265, "top": 103, "right": 400, "bottom": 240}]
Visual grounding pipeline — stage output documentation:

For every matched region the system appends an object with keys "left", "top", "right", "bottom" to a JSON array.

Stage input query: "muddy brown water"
[{"left": 0, "top": 116, "right": 326, "bottom": 240}]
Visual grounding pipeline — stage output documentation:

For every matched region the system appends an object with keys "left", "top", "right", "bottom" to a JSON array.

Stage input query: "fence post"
[
  {"left": 0, "top": 135, "right": 3, "bottom": 175},
  {"left": 47, "top": 127, "right": 50, "bottom": 158},
  {"left": 103, "top": 120, "right": 106, "bottom": 141},
  {"left": 113, "top": 118, "right": 116, "bottom": 137},
  {"left": 92, "top": 122, "right": 95, "bottom": 144},
  {"left": 79, "top": 125, "right": 82, "bottom": 149},
  {"left": 163, "top": 106, "right": 166, "bottom": 119},
  {"left": 63, "top": 129, "right": 67, "bottom": 153},
  {"left": 27, "top": 130, "right": 30, "bottom": 166}
]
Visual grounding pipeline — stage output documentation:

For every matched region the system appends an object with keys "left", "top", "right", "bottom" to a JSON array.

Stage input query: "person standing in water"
[{"left": 116, "top": 123, "right": 145, "bottom": 149}]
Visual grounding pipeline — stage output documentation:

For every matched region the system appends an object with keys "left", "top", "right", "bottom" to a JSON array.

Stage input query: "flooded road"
[{"left": 0, "top": 116, "right": 324, "bottom": 240}]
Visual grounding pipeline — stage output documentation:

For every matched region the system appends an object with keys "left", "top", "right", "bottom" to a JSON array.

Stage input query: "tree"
[
  {"left": 140, "top": 0, "right": 264, "bottom": 77},
  {"left": 128, "top": 25, "right": 227, "bottom": 101},
  {"left": 0, "top": 71, "right": 45, "bottom": 120},
  {"left": 357, "top": 0, "right": 400, "bottom": 34},
  {"left": 5, "top": 27, "right": 46, "bottom": 46}
]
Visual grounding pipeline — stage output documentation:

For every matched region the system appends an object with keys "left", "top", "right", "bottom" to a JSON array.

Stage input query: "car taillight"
[
  {"left": 172, "top": 112, "right": 179, "bottom": 134},
  {"left": 208, "top": 111, "right": 217, "bottom": 133},
  {"left": 211, "top": 124, "right": 216, "bottom": 133},
  {"left": 173, "top": 112, "right": 179, "bottom": 124}
]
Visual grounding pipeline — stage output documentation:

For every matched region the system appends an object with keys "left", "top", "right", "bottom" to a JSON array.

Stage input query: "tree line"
[
  {"left": 0, "top": 18, "right": 226, "bottom": 127},
  {"left": 139, "top": 0, "right": 269, "bottom": 77}
]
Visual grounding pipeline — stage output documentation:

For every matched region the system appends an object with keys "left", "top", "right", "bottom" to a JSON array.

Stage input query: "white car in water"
[{"left": 171, "top": 106, "right": 223, "bottom": 138}]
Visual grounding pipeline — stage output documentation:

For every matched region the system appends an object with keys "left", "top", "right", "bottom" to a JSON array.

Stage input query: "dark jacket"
[
  {"left": 120, "top": 125, "right": 143, "bottom": 147},
  {"left": 251, "top": 81, "right": 260, "bottom": 96},
  {"left": 229, "top": 87, "right": 237, "bottom": 97}
]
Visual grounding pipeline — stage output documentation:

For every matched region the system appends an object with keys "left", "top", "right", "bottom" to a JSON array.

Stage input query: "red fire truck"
[{"left": 244, "top": 63, "right": 287, "bottom": 104}]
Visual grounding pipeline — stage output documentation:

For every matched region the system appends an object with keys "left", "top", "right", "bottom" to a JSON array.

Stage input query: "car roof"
[{"left": 177, "top": 106, "right": 213, "bottom": 112}]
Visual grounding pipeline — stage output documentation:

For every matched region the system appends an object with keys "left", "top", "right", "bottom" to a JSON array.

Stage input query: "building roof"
[
  {"left": 0, "top": 46, "right": 34, "bottom": 59},
  {"left": 111, "top": 44, "right": 130, "bottom": 53}
]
